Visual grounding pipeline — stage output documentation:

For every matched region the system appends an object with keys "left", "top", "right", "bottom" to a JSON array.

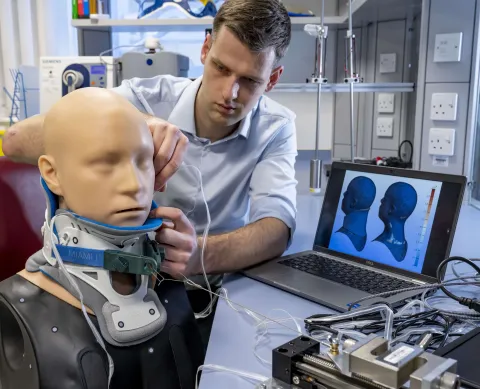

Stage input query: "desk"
[{"left": 199, "top": 194, "right": 480, "bottom": 389}]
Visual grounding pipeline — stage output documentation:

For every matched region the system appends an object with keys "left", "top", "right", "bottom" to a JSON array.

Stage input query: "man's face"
[
  {"left": 55, "top": 115, "right": 155, "bottom": 227},
  {"left": 199, "top": 26, "right": 283, "bottom": 128}
]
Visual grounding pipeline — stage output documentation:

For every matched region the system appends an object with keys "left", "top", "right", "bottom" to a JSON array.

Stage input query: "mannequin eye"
[{"left": 136, "top": 156, "right": 152, "bottom": 169}]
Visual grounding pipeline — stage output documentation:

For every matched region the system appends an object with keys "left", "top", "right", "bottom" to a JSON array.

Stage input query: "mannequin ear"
[
  {"left": 388, "top": 204, "right": 396, "bottom": 215},
  {"left": 38, "top": 155, "right": 64, "bottom": 197}
]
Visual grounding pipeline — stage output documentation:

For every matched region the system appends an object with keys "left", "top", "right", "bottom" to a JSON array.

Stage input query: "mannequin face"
[{"left": 39, "top": 88, "right": 155, "bottom": 227}]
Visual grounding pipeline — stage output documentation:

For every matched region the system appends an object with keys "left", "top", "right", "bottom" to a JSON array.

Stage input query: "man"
[{"left": 2, "top": 0, "right": 297, "bottom": 345}]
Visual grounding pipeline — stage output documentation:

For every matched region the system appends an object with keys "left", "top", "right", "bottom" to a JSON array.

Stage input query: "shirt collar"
[{"left": 167, "top": 75, "right": 257, "bottom": 141}]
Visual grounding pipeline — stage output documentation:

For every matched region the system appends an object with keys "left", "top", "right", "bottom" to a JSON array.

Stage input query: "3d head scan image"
[
  {"left": 336, "top": 176, "right": 376, "bottom": 251},
  {"left": 374, "top": 182, "right": 418, "bottom": 262}
]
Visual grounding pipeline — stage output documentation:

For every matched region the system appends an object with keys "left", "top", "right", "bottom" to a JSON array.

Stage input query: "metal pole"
[
  {"left": 309, "top": 0, "right": 326, "bottom": 194},
  {"left": 348, "top": 0, "right": 355, "bottom": 162}
]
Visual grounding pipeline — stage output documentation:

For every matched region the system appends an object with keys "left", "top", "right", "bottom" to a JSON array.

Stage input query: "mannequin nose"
[{"left": 121, "top": 164, "right": 141, "bottom": 195}]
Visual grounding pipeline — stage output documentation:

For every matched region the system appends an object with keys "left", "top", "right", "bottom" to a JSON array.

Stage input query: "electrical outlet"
[
  {"left": 378, "top": 93, "right": 395, "bottom": 113},
  {"left": 433, "top": 33, "right": 463, "bottom": 63},
  {"left": 376, "top": 117, "right": 394, "bottom": 137},
  {"left": 430, "top": 93, "right": 458, "bottom": 121},
  {"left": 379, "top": 53, "right": 397, "bottom": 73},
  {"left": 428, "top": 128, "right": 455, "bottom": 156}
]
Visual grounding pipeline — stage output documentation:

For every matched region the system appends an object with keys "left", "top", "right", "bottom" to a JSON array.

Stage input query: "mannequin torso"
[{"left": 0, "top": 272, "right": 204, "bottom": 389}]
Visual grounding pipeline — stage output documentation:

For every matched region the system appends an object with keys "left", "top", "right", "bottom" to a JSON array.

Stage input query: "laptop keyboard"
[{"left": 278, "top": 253, "right": 416, "bottom": 295}]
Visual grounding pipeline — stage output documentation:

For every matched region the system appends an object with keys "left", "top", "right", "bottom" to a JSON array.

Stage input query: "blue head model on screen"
[
  {"left": 336, "top": 176, "right": 377, "bottom": 251},
  {"left": 374, "top": 182, "right": 418, "bottom": 262}
]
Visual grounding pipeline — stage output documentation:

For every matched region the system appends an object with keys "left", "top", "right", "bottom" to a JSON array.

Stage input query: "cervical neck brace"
[{"left": 31, "top": 178, "right": 168, "bottom": 347}]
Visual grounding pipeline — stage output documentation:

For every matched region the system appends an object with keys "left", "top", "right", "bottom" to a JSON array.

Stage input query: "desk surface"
[{"left": 199, "top": 195, "right": 480, "bottom": 389}]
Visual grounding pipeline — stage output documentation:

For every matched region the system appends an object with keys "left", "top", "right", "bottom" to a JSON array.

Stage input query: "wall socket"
[
  {"left": 430, "top": 93, "right": 458, "bottom": 121},
  {"left": 428, "top": 128, "right": 455, "bottom": 156},
  {"left": 378, "top": 93, "right": 395, "bottom": 113},
  {"left": 379, "top": 53, "right": 397, "bottom": 73},
  {"left": 433, "top": 32, "right": 463, "bottom": 63},
  {"left": 376, "top": 117, "right": 394, "bottom": 137}
]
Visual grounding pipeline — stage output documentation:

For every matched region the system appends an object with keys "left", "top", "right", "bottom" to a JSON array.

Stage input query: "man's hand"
[
  {"left": 145, "top": 115, "right": 188, "bottom": 191},
  {"left": 150, "top": 207, "right": 198, "bottom": 279}
]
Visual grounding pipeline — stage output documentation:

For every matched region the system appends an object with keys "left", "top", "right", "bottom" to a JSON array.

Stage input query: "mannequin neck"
[
  {"left": 111, "top": 273, "right": 137, "bottom": 295},
  {"left": 343, "top": 210, "right": 369, "bottom": 237},
  {"left": 57, "top": 199, "right": 138, "bottom": 295}
]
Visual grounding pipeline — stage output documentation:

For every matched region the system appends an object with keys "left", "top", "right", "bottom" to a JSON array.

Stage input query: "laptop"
[{"left": 243, "top": 162, "right": 467, "bottom": 312}]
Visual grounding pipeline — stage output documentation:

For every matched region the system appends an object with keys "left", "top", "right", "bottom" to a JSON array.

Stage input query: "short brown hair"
[{"left": 212, "top": 0, "right": 292, "bottom": 65}]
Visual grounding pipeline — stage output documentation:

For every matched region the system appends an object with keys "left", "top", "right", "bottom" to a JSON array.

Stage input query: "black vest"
[{"left": 0, "top": 274, "right": 205, "bottom": 389}]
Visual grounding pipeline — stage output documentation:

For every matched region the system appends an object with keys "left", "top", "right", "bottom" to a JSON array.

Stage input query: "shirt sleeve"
[
  {"left": 249, "top": 121, "right": 298, "bottom": 248},
  {"left": 110, "top": 79, "right": 153, "bottom": 114}
]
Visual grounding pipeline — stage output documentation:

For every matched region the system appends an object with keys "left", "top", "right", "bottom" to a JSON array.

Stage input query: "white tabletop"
[{"left": 198, "top": 196, "right": 480, "bottom": 389}]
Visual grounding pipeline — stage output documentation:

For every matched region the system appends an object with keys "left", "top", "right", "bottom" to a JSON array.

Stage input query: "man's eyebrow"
[{"left": 211, "top": 56, "right": 265, "bottom": 83}]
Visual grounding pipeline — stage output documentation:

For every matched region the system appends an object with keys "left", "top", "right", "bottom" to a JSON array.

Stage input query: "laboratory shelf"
[
  {"left": 71, "top": 16, "right": 345, "bottom": 33},
  {"left": 272, "top": 83, "right": 415, "bottom": 93}
]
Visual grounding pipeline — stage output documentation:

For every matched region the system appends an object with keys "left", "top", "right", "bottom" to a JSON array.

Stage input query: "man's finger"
[
  {"left": 156, "top": 228, "right": 194, "bottom": 251},
  {"left": 155, "top": 125, "right": 180, "bottom": 172},
  {"left": 155, "top": 135, "right": 188, "bottom": 190},
  {"left": 149, "top": 122, "right": 166, "bottom": 158},
  {"left": 160, "top": 260, "right": 185, "bottom": 279},
  {"left": 150, "top": 207, "right": 194, "bottom": 233},
  {"left": 158, "top": 221, "right": 175, "bottom": 229}
]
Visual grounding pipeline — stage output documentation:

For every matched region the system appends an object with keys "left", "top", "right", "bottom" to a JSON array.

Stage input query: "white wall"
[{"left": 0, "top": 0, "right": 77, "bottom": 118}]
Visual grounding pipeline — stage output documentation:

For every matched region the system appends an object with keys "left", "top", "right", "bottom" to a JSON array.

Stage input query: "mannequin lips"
[{"left": 116, "top": 206, "right": 148, "bottom": 214}]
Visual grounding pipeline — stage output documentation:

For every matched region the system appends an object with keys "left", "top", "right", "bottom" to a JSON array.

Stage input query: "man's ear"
[
  {"left": 38, "top": 155, "right": 63, "bottom": 196},
  {"left": 265, "top": 66, "right": 284, "bottom": 92},
  {"left": 200, "top": 33, "right": 212, "bottom": 65}
]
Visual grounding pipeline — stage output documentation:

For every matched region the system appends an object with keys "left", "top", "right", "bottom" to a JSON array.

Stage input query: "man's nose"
[{"left": 222, "top": 76, "right": 239, "bottom": 101}]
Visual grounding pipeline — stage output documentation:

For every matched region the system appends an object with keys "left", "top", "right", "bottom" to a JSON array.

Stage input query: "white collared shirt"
[{"left": 112, "top": 75, "right": 298, "bottom": 247}]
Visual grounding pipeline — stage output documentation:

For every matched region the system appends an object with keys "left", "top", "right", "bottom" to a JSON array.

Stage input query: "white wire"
[
  {"left": 50, "top": 215, "right": 115, "bottom": 387},
  {"left": 180, "top": 163, "right": 214, "bottom": 319},
  {"left": 99, "top": 44, "right": 145, "bottom": 67},
  {"left": 195, "top": 364, "right": 268, "bottom": 389}
]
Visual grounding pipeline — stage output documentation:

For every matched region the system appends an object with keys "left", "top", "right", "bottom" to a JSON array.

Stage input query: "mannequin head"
[
  {"left": 341, "top": 176, "right": 376, "bottom": 215},
  {"left": 38, "top": 87, "right": 155, "bottom": 227},
  {"left": 379, "top": 182, "right": 417, "bottom": 223}
]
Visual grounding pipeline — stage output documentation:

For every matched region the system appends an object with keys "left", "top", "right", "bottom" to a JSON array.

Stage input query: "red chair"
[{"left": 0, "top": 157, "right": 44, "bottom": 281}]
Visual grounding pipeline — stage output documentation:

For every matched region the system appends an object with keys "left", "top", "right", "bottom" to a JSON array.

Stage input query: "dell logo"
[{"left": 366, "top": 261, "right": 374, "bottom": 266}]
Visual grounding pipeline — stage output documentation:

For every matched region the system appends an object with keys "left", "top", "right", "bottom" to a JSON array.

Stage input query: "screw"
[
  {"left": 329, "top": 335, "right": 340, "bottom": 355},
  {"left": 149, "top": 309, "right": 155, "bottom": 315},
  {"left": 52, "top": 326, "right": 58, "bottom": 333},
  {"left": 118, "top": 321, "right": 124, "bottom": 328},
  {"left": 164, "top": 299, "right": 168, "bottom": 304},
  {"left": 148, "top": 347, "right": 154, "bottom": 354},
  {"left": 293, "top": 376, "right": 300, "bottom": 385},
  {"left": 19, "top": 298, "right": 25, "bottom": 303}
]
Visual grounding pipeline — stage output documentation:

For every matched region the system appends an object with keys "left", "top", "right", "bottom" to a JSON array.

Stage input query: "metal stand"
[
  {"left": 343, "top": 0, "right": 359, "bottom": 163},
  {"left": 305, "top": 0, "right": 328, "bottom": 194}
]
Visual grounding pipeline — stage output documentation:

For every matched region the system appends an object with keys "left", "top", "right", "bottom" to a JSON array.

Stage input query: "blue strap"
[{"left": 54, "top": 245, "right": 105, "bottom": 268}]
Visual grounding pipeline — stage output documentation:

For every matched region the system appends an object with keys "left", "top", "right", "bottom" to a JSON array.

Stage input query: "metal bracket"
[
  {"left": 308, "top": 77, "right": 329, "bottom": 84},
  {"left": 255, "top": 378, "right": 292, "bottom": 389}
]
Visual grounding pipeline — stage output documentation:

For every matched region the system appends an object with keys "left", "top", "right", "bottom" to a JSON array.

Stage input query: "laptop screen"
[{"left": 314, "top": 163, "right": 466, "bottom": 280}]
